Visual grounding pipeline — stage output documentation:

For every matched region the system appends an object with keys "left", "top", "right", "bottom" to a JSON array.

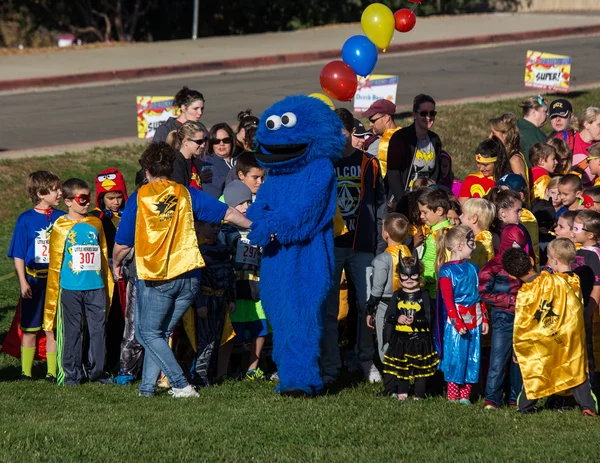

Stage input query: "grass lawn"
[{"left": 2, "top": 90, "right": 600, "bottom": 461}]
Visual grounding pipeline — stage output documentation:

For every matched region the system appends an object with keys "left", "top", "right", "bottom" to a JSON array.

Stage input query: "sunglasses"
[
  {"left": 368, "top": 115, "right": 386, "bottom": 124},
  {"left": 69, "top": 193, "right": 90, "bottom": 206},
  {"left": 190, "top": 137, "right": 207, "bottom": 145},
  {"left": 212, "top": 137, "right": 232, "bottom": 145},
  {"left": 418, "top": 110, "right": 437, "bottom": 118}
]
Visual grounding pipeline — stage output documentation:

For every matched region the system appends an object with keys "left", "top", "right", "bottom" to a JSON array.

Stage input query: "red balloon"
[
  {"left": 394, "top": 9, "right": 416, "bottom": 33},
  {"left": 319, "top": 61, "right": 358, "bottom": 102}
]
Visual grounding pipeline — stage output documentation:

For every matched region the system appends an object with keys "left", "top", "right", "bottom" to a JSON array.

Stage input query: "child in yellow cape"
[{"left": 502, "top": 243, "right": 597, "bottom": 416}]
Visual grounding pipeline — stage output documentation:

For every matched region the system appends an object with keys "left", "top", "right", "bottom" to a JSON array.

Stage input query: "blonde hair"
[
  {"left": 166, "top": 121, "right": 207, "bottom": 150},
  {"left": 546, "top": 176, "right": 561, "bottom": 192},
  {"left": 462, "top": 198, "right": 496, "bottom": 231},
  {"left": 489, "top": 112, "right": 520, "bottom": 155},
  {"left": 435, "top": 225, "right": 471, "bottom": 274},
  {"left": 547, "top": 238, "right": 576, "bottom": 266},
  {"left": 573, "top": 107, "right": 600, "bottom": 132}
]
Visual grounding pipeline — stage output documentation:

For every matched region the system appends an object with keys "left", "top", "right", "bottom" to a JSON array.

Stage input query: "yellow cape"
[
  {"left": 520, "top": 208, "right": 540, "bottom": 271},
  {"left": 385, "top": 244, "right": 413, "bottom": 292},
  {"left": 470, "top": 230, "right": 494, "bottom": 269},
  {"left": 513, "top": 271, "right": 587, "bottom": 399},
  {"left": 43, "top": 215, "right": 114, "bottom": 331}
]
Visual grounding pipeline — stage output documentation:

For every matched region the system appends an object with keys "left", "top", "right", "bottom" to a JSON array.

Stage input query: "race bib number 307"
[
  {"left": 35, "top": 238, "right": 50, "bottom": 264},
  {"left": 72, "top": 245, "right": 101, "bottom": 271},
  {"left": 236, "top": 240, "right": 259, "bottom": 266}
]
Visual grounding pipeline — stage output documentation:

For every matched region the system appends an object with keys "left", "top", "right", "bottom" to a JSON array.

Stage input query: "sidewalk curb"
[{"left": 1, "top": 23, "right": 599, "bottom": 91}]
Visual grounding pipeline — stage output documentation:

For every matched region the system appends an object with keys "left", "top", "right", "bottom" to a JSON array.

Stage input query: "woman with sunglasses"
[
  {"left": 386, "top": 94, "right": 443, "bottom": 206},
  {"left": 202, "top": 123, "right": 236, "bottom": 199},
  {"left": 517, "top": 96, "right": 548, "bottom": 167},
  {"left": 153, "top": 86, "right": 205, "bottom": 143},
  {"left": 166, "top": 121, "right": 211, "bottom": 190}
]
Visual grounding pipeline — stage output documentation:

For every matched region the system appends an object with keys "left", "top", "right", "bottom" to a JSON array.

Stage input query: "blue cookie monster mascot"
[{"left": 247, "top": 95, "right": 346, "bottom": 397}]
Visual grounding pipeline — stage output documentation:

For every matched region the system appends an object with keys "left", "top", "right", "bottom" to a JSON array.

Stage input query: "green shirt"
[
  {"left": 422, "top": 219, "right": 451, "bottom": 298},
  {"left": 517, "top": 118, "right": 547, "bottom": 168}
]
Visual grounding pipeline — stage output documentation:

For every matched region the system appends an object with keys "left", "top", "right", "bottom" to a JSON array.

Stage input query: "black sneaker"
[
  {"left": 45, "top": 374, "right": 57, "bottom": 384},
  {"left": 92, "top": 373, "right": 114, "bottom": 385},
  {"left": 20, "top": 374, "right": 34, "bottom": 381}
]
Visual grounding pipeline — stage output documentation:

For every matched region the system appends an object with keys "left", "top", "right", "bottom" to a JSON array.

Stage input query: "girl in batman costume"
[{"left": 382, "top": 256, "right": 438, "bottom": 400}]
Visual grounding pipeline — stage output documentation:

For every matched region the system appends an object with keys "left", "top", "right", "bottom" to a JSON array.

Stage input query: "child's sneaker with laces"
[{"left": 168, "top": 384, "right": 199, "bottom": 398}]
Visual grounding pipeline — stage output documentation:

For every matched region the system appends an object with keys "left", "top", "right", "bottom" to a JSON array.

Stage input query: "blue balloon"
[{"left": 341, "top": 35, "right": 378, "bottom": 77}]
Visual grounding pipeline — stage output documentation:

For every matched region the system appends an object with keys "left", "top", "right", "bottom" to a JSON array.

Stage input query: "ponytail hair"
[
  {"left": 165, "top": 121, "right": 207, "bottom": 151},
  {"left": 435, "top": 225, "right": 471, "bottom": 274}
]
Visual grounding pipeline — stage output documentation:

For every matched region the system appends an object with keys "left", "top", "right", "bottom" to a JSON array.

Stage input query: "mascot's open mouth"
[{"left": 255, "top": 143, "right": 308, "bottom": 164}]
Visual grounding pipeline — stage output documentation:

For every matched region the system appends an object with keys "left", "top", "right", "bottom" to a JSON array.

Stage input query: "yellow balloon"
[
  {"left": 308, "top": 93, "right": 335, "bottom": 110},
  {"left": 361, "top": 3, "right": 395, "bottom": 51}
]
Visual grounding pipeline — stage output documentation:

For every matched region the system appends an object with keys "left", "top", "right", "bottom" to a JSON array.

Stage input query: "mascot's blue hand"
[{"left": 248, "top": 221, "right": 273, "bottom": 247}]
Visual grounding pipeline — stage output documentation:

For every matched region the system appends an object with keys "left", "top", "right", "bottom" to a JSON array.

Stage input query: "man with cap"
[
  {"left": 362, "top": 99, "right": 400, "bottom": 178},
  {"left": 549, "top": 98, "right": 576, "bottom": 152},
  {"left": 351, "top": 119, "right": 373, "bottom": 152}
]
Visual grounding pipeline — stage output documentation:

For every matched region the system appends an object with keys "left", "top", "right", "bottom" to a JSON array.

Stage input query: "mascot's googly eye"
[
  {"left": 97, "top": 175, "right": 107, "bottom": 182},
  {"left": 106, "top": 174, "right": 117, "bottom": 180},
  {"left": 266, "top": 115, "right": 282, "bottom": 131},
  {"left": 281, "top": 112, "right": 297, "bottom": 128}
]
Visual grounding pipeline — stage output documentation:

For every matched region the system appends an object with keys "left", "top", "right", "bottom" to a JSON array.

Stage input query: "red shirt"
[{"left": 458, "top": 173, "right": 496, "bottom": 199}]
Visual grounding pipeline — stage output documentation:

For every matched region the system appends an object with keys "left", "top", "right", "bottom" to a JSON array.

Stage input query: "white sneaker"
[
  {"left": 360, "top": 361, "right": 382, "bottom": 383},
  {"left": 168, "top": 384, "right": 199, "bottom": 398}
]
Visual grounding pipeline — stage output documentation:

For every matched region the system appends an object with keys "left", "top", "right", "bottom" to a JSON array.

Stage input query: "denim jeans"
[
  {"left": 135, "top": 276, "right": 200, "bottom": 395},
  {"left": 485, "top": 309, "right": 522, "bottom": 406},
  {"left": 321, "top": 247, "right": 374, "bottom": 378}
]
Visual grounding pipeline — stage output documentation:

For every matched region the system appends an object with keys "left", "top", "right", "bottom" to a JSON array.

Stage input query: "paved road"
[{"left": 1, "top": 36, "right": 599, "bottom": 151}]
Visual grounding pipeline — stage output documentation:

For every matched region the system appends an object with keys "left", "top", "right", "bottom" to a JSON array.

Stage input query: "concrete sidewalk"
[{"left": 1, "top": 12, "right": 599, "bottom": 91}]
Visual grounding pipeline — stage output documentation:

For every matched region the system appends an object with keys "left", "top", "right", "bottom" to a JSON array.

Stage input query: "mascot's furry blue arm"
[{"left": 247, "top": 95, "right": 345, "bottom": 396}]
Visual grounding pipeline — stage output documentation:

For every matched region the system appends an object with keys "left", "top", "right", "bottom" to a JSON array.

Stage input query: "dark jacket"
[
  {"left": 172, "top": 152, "right": 205, "bottom": 188},
  {"left": 334, "top": 150, "right": 387, "bottom": 255},
  {"left": 152, "top": 117, "right": 181, "bottom": 144},
  {"left": 517, "top": 118, "right": 547, "bottom": 167},
  {"left": 386, "top": 123, "right": 442, "bottom": 204},
  {"left": 202, "top": 155, "right": 233, "bottom": 199}
]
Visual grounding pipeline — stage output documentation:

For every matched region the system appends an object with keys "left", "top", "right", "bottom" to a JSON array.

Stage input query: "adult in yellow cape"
[
  {"left": 112, "top": 142, "right": 251, "bottom": 398},
  {"left": 502, "top": 244, "right": 598, "bottom": 416}
]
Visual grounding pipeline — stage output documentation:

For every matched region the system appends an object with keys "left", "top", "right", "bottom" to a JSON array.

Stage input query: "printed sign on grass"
[{"left": 524, "top": 50, "right": 571, "bottom": 94}]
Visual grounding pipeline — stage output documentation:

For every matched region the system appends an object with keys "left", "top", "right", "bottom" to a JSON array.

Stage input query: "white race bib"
[
  {"left": 72, "top": 245, "right": 101, "bottom": 271},
  {"left": 34, "top": 238, "right": 50, "bottom": 264},
  {"left": 235, "top": 238, "right": 259, "bottom": 266}
]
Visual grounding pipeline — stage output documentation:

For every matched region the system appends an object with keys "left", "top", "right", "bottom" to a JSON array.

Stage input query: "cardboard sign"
[
  {"left": 353, "top": 74, "right": 398, "bottom": 112},
  {"left": 136, "top": 96, "right": 180, "bottom": 139},
  {"left": 524, "top": 50, "right": 571, "bottom": 94}
]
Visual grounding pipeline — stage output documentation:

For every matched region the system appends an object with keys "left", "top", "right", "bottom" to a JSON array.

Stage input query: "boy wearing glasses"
[
  {"left": 386, "top": 94, "right": 442, "bottom": 206},
  {"left": 44, "top": 178, "right": 114, "bottom": 386}
]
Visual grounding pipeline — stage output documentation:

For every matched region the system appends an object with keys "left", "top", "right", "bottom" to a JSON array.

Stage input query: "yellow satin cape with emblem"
[
  {"left": 531, "top": 174, "right": 551, "bottom": 201},
  {"left": 43, "top": 215, "right": 114, "bottom": 331},
  {"left": 385, "top": 245, "right": 413, "bottom": 292},
  {"left": 513, "top": 271, "right": 587, "bottom": 399},
  {"left": 469, "top": 231, "right": 494, "bottom": 269},
  {"left": 377, "top": 127, "right": 401, "bottom": 178},
  {"left": 135, "top": 181, "right": 204, "bottom": 280}
]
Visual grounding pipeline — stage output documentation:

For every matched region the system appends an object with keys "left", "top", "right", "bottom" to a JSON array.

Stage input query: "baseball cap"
[
  {"left": 497, "top": 174, "right": 526, "bottom": 192},
  {"left": 353, "top": 119, "right": 371, "bottom": 138},
  {"left": 362, "top": 99, "right": 396, "bottom": 118},
  {"left": 549, "top": 99, "right": 573, "bottom": 118}
]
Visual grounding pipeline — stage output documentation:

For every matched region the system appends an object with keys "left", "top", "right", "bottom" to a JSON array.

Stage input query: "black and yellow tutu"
[{"left": 382, "top": 333, "right": 439, "bottom": 380}]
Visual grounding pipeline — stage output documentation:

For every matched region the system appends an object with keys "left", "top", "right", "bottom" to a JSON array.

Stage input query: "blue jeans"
[
  {"left": 135, "top": 276, "right": 200, "bottom": 395},
  {"left": 485, "top": 309, "right": 522, "bottom": 406},
  {"left": 321, "top": 247, "right": 374, "bottom": 378}
]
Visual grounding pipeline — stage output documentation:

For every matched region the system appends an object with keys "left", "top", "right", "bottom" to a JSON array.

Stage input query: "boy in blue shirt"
[
  {"left": 44, "top": 178, "right": 114, "bottom": 385},
  {"left": 5, "top": 171, "right": 64, "bottom": 380}
]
